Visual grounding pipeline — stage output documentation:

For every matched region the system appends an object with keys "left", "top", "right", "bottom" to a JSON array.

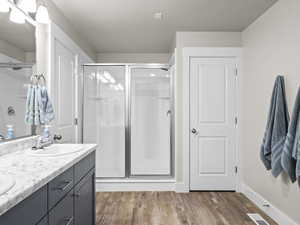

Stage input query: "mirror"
[{"left": 0, "top": 6, "right": 36, "bottom": 141}]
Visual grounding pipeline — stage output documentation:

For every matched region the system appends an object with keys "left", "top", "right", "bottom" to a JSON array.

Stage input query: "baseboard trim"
[
  {"left": 96, "top": 179, "right": 176, "bottom": 192},
  {"left": 175, "top": 182, "right": 189, "bottom": 193},
  {"left": 241, "top": 183, "right": 298, "bottom": 225}
]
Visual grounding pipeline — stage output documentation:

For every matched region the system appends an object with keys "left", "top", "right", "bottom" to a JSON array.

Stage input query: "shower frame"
[{"left": 82, "top": 63, "right": 175, "bottom": 179}]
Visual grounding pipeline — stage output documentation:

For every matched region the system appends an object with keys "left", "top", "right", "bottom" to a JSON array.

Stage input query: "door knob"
[{"left": 191, "top": 128, "right": 198, "bottom": 134}]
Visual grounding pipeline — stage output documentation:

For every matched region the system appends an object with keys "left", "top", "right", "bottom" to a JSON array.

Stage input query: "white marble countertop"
[{"left": 0, "top": 143, "right": 97, "bottom": 216}]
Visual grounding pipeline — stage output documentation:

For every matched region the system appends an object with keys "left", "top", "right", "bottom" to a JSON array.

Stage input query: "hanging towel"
[
  {"left": 260, "top": 76, "right": 290, "bottom": 177},
  {"left": 25, "top": 85, "right": 34, "bottom": 125},
  {"left": 40, "top": 86, "right": 55, "bottom": 124},
  {"left": 25, "top": 85, "right": 55, "bottom": 125},
  {"left": 281, "top": 88, "right": 300, "bottom": 183}
]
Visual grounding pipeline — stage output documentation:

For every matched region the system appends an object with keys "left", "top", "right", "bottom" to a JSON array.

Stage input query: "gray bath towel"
[
  {"left": 260, "top": 76, "right": 289, "bottom": 177},
  {"left": 281, "top": 88, "right": 300, "bottom": 183}
]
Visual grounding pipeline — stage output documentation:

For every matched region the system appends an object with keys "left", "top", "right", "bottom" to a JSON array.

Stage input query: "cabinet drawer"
[
  {"left": 74, "top": 152, "right": 95, "bottom": 184},
  {"left": 49, "top": 191, "right": 74, "bottom": 225},
  {"left": 0, "top": 185, "right": 47, "bottom": 225},
  {"left": 48, "top": 167, "right": 74, "bottom": 209}
]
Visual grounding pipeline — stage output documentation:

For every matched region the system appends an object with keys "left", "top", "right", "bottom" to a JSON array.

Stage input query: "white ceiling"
[
  {"left": 52, "top": 0, "right": 277, "bottom": 53},
  {"left": 0, "top": 13, "right": 35, "bottom": 52}
]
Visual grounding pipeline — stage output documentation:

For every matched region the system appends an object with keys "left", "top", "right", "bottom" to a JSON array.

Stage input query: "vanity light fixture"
[
  {"left": 9, "top": 7, "right": 25, "bottom": 24},
  {"left": 0, "top": 0, "right": 9, "bottom": 13},
  {"left": 36, "top": 3, "right": 49, "bottom": 24}
]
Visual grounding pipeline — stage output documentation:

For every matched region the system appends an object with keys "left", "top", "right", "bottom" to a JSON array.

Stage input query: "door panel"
[
  {"left": 190, "top": 58, "right": 236, "bottom": 190},
  {"left": 130, "top": 68, "right": 171, "bottom": 175},
  {"left": 83, "top": 66, "right": 126, "bottom": 178},
  {"left": 54, "top": 41, "right": 76, "bottom": 143}
]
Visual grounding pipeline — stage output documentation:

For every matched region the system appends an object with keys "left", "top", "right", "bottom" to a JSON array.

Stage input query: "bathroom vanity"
[{"left": 0, "top": 143, "right": 97, "bottom": 225}]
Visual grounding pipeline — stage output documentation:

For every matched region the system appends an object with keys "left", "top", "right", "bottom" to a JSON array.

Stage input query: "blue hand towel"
[
  {"left": 260, "top": 76, "right": 290, "bottom": 177},
  {"left": 281, "top": 88, "right": 300, "bottom": 183},
  {"left": 40, "top": 86, "right": 55, "bottom": 124},
  {"left": 25, "top": 85, "right": 55, "bottom": 125}
]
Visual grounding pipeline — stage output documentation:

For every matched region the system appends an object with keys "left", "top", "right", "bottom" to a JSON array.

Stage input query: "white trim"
[
  {"left": 175, "top": 182, "right": 189, "bottom": 193},
  {"left": 241, "top": 183, "right": 298, "bottom": 225},
  {"left": 96, "top": 179, "right": 175, "bottom": 192},
  {"left": 182, "top": 47, "right": 242, "bottom": 191},
  {"left": 168, "top": 50, "right": 176, "bottom": 66}
]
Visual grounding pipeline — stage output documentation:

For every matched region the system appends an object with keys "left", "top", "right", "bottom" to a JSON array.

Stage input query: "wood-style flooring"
[{"left": 96, "top": 192, "right": 277, "bottom": 225}]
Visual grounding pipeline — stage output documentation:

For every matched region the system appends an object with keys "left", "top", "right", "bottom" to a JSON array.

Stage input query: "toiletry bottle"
[
  {"left": 43, "top": 125, "right": 51, "bottom": 139},
  {"left": 6, "top": 125, "right": 15, "bottom": 139}
]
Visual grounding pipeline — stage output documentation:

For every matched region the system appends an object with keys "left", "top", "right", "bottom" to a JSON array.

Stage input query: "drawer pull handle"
[
  {"left": 64, "top": 217, "right": 73, "bottom": 225},
  {"left": 56, "top": 181, "right": 72, "bottom": 191}
]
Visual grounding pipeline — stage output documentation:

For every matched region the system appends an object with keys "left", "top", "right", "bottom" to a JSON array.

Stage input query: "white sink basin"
[
  {"left": 27, "top": 144, "right": 84, "bottom": 157},
  {"left": 0, "top": 174, "right": 15, "bottom": 196}
]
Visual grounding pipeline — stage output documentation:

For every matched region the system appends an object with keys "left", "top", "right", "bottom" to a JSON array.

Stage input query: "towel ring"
[{"left": 30, "top": 74, "right": 46, "bottom": 86}]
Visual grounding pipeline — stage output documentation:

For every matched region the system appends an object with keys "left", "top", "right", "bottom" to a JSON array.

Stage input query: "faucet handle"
[{"left": 53, "top": 134, "right": 62, "bottom": 141}]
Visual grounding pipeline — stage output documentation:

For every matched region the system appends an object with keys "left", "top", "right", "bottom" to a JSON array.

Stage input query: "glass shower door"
[
  {"left": 130, "top": 68, "right": 171, "bottom": 175},
  {"left": 83, "top": 66, "right": 126, "bottom": 178}
]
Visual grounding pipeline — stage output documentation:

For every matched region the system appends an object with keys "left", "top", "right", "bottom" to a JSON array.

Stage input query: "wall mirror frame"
[{"left": 0, "top": 0, "right": 37, "bottom": 142}]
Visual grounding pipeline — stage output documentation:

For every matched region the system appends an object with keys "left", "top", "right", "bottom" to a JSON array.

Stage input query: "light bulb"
[
  {"left": 0, "top": 0, "right": 9, "bottom": 13},
  {"left": 36, "top": 4, "right": 49, "bottom": 24},
  {"left": 9, "top": 8, "right": 25, "bottom": 24},
  {"left": 18, "top": 0, "right": 37, "bottom": 13}
]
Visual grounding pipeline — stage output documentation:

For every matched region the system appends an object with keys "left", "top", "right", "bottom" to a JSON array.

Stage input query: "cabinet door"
[
  {"left": 49, "top": 191, "right": 74, "bottom": 225},
  {"left": 74, "top": 170, "right": 95, "bottom": 225},
  {"left": 37, "top": 216, "right": 48, "bottom": 225}
]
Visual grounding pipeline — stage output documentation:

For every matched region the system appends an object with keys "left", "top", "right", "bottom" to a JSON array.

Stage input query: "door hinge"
[
  {"left": 235, "top": 117, "right": 238, "bottom": 125},
  {"left": 74, "top": 118, "right": 78, "bottom": 126},
  {"left": 235, "top": 166, "right": 238, "bottom": 174},
  {"left": 235, "top": 66, "right": 238, "bottom": 77}
]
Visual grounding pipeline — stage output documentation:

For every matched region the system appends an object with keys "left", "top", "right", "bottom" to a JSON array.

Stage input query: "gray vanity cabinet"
[
  {"left": 0, "top": 152, "right": 95, "bottom": 225},
  {"left": 37, "top": 217, "right": 48, "bottom": 225},
  {"left": 49, "top": 191, "right": 74, "bottom": 225},
  {"left": 74, "top": 170, "right": 95, "bottom": 225},
  {"left": 0, "top": 185, "right": 47, "bottom": 225}
]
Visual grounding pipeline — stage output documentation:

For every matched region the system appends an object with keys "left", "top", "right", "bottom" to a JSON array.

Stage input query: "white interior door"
[
  {"left": 190, "top": 57, "right": 237, "bottom": 191},
  {"left": 53, "top": 40, "right": 77, "bottom": 143}
]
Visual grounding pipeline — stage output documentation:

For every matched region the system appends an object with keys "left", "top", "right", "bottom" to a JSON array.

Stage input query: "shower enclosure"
[{"left": 83, "top": 64, "right": 173, "bottom": 179}]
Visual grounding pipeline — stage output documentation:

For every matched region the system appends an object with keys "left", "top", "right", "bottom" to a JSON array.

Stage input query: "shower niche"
[{"left": 83, "top": 64, "right": 174, "bottom": 179}]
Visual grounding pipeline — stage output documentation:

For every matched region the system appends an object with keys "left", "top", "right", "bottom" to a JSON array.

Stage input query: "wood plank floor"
[{"left": 96, "top": 192, "right": 277, "bottom": 225}]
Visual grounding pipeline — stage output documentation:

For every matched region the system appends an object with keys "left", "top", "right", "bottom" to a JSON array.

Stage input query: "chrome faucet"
[
  {"left": 33, "top": 136, "right": 53, "bottom": 150},
  {"left": 33, "top": 134, "right": 62, "bottom": 150}
]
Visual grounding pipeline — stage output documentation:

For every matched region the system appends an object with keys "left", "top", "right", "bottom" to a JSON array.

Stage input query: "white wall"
[
  {"left": 174, "top": 32, "right": 242, "bottom": 183},
  {"left": 242, "top": 0, "right": 300, "bottom": 223},
  {"left": 97, "top": 53, "right": 170, "bottom": 64},
  {"left": 47, "top": 0, "right": 96, "bottom": 61}
]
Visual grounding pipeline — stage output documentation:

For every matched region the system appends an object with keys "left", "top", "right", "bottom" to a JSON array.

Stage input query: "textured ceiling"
[{"left": 53, "top": 0, "right": 277, "bottom": 53}]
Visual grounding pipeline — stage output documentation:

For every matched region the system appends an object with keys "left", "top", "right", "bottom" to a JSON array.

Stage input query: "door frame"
[{"left": 182, "top": 47, "right": 242, "bottom": 192}]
